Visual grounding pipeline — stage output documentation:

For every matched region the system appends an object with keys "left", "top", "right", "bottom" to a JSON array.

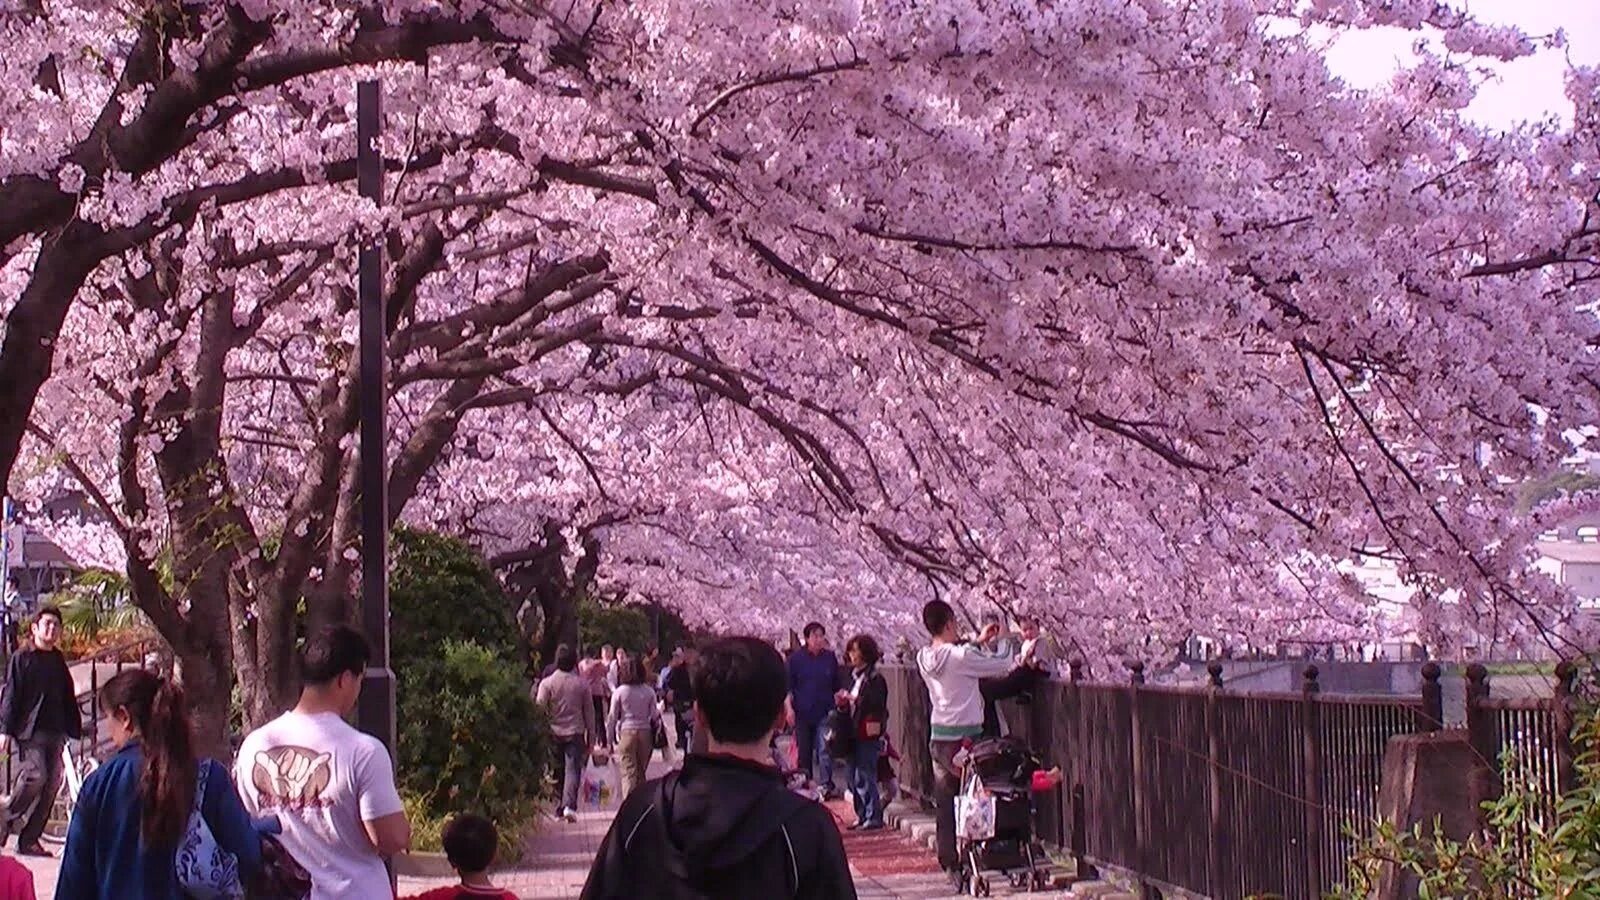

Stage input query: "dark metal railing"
[{"left": 883, "top": 656, "right": 1575, "bottom": 900}]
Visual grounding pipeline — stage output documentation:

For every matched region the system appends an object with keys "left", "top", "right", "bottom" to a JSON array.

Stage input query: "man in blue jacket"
[{"left": 787, "top": 623, "right": 842, "bottom": 799}]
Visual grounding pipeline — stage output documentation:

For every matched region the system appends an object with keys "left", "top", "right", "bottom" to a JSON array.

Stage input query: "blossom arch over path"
[{"left": 0, "top": 1, "right": 1596, "bottom": 746}]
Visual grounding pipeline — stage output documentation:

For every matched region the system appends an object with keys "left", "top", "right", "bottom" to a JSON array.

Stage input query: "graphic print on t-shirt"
[{"left": 251, "top": 745, "right": 334, "bottom": 809}]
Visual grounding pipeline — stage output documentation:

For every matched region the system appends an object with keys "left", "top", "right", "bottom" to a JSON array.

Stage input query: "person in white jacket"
[{"left": 915, "top": 600, "right": 1016, "bottom": 888}]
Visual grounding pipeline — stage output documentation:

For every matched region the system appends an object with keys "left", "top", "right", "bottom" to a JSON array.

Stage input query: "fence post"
[
  {"left": 1464, "top": 663, "right": 1499, "bottom": 796},
  {"left": 1128, "top": 661, "right": 1154, "bottom": 898},
  {"left": 1301, "top": 665, "right": 1324, "bottom": 900},
  {"left": 1553, "top": 660, "right": 1577, "bottom": 797},
  {"left": 1417, "top": 661, "right": 1443, "bottom": 733},
  {"left": 1068, "top": 660, "right": 1096, "bottom": 879},
  {"left": 1205, "top": 661, "right": 1226, "bottom": 898}
]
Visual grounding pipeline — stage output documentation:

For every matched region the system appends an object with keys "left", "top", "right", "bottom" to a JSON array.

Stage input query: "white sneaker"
[{"left": 562, "top": 807, "right": 578, "bottom": 823}]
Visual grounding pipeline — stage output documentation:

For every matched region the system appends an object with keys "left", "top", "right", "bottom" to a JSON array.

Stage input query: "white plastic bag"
[
  {"left": 956, "top": 786, "right": 996, "bottom": 840},
  {"left": 581, "top": 759, "right": 616, "bottom": 808}
]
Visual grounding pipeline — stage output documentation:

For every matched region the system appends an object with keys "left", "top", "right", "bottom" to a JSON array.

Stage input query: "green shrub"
[
  {"left": 390, "top": 528, "right": 520, "bottom": 665},
  {"left": 390, "top": 529, "right": 550, "bottom": 859},
  {"left": 578, "top": 598, "right": 653, "bottom": 655},
  {"left": 398, "top": 640, "right": 551, "bottom": 861}
]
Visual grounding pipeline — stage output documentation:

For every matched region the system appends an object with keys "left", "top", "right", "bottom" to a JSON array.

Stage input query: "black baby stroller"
[{"left": 955, "top": 736, "right": 1052, "bottom": 896}]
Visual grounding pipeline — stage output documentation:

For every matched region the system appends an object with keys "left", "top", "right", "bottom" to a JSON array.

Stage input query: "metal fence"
[{"left": 882, "top": 659, "right": 1576, "bottom": 899}]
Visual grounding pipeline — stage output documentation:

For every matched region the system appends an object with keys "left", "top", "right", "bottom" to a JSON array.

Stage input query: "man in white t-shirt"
[{"left": 236, "top": 625, "right": 410, "bottom": 900}]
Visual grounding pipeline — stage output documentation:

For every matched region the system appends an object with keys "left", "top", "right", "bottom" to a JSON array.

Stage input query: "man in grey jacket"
[{"left": 536, "top": 644, "right": 595, "bottom": 822}]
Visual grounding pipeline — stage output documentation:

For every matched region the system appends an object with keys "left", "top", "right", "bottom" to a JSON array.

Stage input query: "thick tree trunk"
[
  {"left": 497, "top": 525, "right": 601, "bottom": 669},
  {"left": 174, "top": 644, "right": 234, "bottom": 761}
]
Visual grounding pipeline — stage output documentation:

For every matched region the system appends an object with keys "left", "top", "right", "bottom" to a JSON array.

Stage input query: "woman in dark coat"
[{"left": 839, "top": 634, "right": 889, "bottom": 829}]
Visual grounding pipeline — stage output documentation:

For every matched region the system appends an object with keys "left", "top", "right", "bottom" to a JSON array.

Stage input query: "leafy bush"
[
  {"left": 390, "top": 528, "right": 520, "bottom": 665},
  {"left": 390, "top": 529, "right": 550, "bottom": 858},
  {"left": 578, "top": 598, "right": 653, "bottom": 655},
  {"left": 53, "top": 568, "right": 155, "bottom": 658},
  {"left": 397, "top": 640, "right": 551, "bottom": 861}
]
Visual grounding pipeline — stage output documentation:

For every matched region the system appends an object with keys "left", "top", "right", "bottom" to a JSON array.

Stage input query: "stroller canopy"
[{"left": 967, "top": 736, "right": 1042, "bottom": 787}]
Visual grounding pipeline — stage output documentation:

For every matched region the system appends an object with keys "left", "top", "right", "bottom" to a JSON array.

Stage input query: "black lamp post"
[{"left": 355, "top": 79, "right": 396, "bottom": 755}]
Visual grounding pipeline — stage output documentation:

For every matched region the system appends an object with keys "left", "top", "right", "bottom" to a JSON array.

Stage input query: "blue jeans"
[{"left": 846, "top": 737, "right": 884, "bottom": 826}]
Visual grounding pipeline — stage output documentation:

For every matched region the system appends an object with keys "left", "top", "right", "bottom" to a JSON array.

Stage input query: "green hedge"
[{"left": 391, "top": 529, "right": 550, "bottom": 859}]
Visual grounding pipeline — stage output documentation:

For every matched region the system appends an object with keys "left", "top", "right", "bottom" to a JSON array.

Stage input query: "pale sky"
[{"left": 1323, "top": 0, "right": 1600, "bottom": 129}]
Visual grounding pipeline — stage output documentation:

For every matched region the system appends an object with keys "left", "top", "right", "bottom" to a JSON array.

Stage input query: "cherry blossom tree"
[{"left": 2, "top": 1, "right": 1598, "bottom": 749}]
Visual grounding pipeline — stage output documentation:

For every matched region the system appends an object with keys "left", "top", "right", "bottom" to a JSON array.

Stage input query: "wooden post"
[
  {"left": 1205, "top": 661, "right": 1227, "bottom": 898},
  {"left": 1418, "top": 661, "right": 1443, "bottom": 733},
  {"left": 1302, "top": 665, "right": 1325, "bottom": 900},
  {"left": 1068, "top": 659, "right": 1096, "bottom": 878},
  {"left": 1553, "top": 660, "right": 1578, "bottom": 797}
]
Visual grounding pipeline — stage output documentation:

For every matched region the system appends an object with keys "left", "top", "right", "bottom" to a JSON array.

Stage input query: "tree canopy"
[{"left": 1, "top": 1, "right": 1596, "bottom": 746}]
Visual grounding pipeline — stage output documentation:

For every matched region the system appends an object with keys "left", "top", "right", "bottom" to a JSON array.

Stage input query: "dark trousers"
[
  {"left": 981, "top": 665, "right": 1045, "bottom": 738},
  {"left": 592, "top": 697, "right": 608, "bottom": 745},
  {"left": 672, "top": 706, "right": 693, "bottom": 752},
  {"left": 4, "top": 735, "right": 63, "bottom": 846},
  {"left": 553, "top": 735, "right": 586, "bottom": 812},
  {"left": 930, "top": 739, "right": 964, "bottom": 871}
]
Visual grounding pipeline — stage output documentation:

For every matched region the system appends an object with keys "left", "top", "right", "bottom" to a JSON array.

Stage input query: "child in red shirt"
[
  {"left": 401, "top": 813, "right": 516, "bottom": 900},
  {"left": 0, "top": 854, "right": 35, "bottom": 900}
]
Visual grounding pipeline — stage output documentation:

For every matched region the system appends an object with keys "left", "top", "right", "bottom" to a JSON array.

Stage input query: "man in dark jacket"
[
  {"left": 663, "top": 646, "right": 696, "bottom": 752},
  {"left": 0, "top": 606, "right": 81, "bottom": 855},
  {"left": 787, "top": 622, "right": 842, "bottom": 799},
  {"left": 581, "top": 636, "right": 856, "bottom": 900}
]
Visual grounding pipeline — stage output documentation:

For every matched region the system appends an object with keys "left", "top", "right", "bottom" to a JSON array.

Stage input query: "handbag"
[
  {"left": 176, "top": 764, "right": 245, "bottom": 899},
  {"left": 651, "top": 717, "right": 668, "bottom": 750},
  {"left": 244, "top": 832, "right": 312, "bottom": 900}
]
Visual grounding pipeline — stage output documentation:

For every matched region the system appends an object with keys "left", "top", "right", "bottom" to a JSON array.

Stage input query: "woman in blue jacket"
[{"left": 56, "top": 668, "right": 261, "bottom": 898}]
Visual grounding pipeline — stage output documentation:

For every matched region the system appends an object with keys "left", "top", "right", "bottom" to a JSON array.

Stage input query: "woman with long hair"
[
  {"left": 840, "top": 634, "right": 889, "bottom": 830},
  {"left": 56, "top": 668, "right": 262, "bottom": 898}
]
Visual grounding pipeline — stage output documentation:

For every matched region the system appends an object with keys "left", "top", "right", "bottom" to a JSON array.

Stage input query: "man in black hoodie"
[{"left": 581, "top": 636, "right": 857, "bottom": 900}]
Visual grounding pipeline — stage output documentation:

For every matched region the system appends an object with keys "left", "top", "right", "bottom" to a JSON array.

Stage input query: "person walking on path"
[
  {"left": 56, "top": 669, "right": 262, "bottom": 899},
  {"left": 536, "top": 644, "right": 594, "bottom": 823},
  {"left": 662, "top": 647, "right": 695, "bottom": 755},
  {"left": 917, "top": 600, "right": 1015, "bottom": 889},
  {"left": 0, "top": 607, "right": 80, "bottom": 856},
  {"left": 580, "top": 636, "right": 857, "bottom": 900},
  {"left": 607, "top": 655, "right": 660, "bottom": 801},
  {"left": 579, "top": 649, "right": 612, "bottom": 750},
  {"left": 235, "top": 625, "right": 411, "bottom": 900},
  {"left": 788, "top": 622, "right": 842, "bottom": 799},
  {"left": 838, "top": 634, "right": 889, "bottom": 831}
]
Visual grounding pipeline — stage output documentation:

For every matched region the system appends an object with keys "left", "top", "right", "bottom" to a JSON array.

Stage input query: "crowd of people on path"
[{"left": 0, "top": 597, "right": 1053, "bottom": 898}]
